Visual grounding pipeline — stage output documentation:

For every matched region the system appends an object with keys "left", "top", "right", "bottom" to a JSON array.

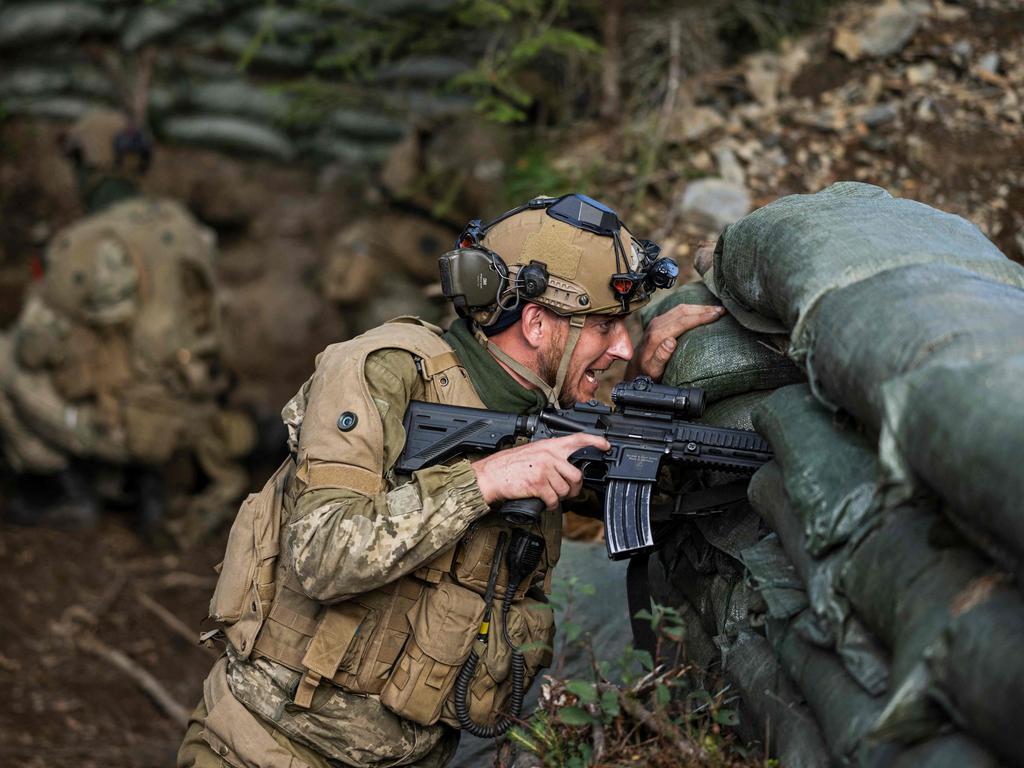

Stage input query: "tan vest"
[{"left": 208, "top": 319, "right": 560, "bottom": 730}]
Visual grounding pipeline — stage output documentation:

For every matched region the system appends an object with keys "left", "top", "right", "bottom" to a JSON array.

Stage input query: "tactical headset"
[{"left": 439, "top": 193, "right": 678, "bottom": 325}]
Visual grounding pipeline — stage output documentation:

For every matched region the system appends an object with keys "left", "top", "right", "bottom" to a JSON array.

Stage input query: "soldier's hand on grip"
[{"left": 471, "top": 432, "right": 610, "bottom": 511}]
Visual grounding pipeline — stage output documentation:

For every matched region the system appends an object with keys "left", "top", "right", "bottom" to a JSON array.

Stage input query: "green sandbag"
[
  {"left": 840, "top": 504, "right": 989, "bottom": 742},
  {"left": 927, "top": 585, "right": 1024, "bottom": 768},
  {"left": 701, "top": 390, "right": 773, "bottom": 431},
  {"left": 749, "top": 463, "right": 890, "bottom": 698},
  {"left": 740, "top": 534, "right": 807, "bottom": 621},
  {"left": 655, "top": 527, "right": 755, "bottom": 642},
  {"left": 162, "top": 115, "right": 296, "bottom": 161},
  {"left": 0, "top": 3, "right": 117, "bottom": 49},
  {"left": 770, "top": 612, "right": 889, "bottom": 765},
  {"left": 725, "top": 631, "right": 831, "bottom": 768},
  {"left": 880, "top": 355, "right": 1024, "bottom": 577},
  {"left": 804, "top": 264, "right": 1024, "bottom": 433},
  {"left": 840, "top": 505, "right": 988, "bottom": 686},
  {"left": 642, "top": 282, "right": 802, "bottom": 404},
  {"left": 705, "top": 181, "right": 1024, "bottom": 343},
  {"left": 752, "top": 385, "right": 882, "bottom": 556},
  {"left": 891, "top": 734, "right": 999, "bottom": 768}
]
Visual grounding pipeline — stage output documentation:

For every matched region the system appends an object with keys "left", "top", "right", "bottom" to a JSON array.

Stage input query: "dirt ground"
[
  {"left": 0, "top": 519, "right": 228, "bottom": 767},
  {"left": 0, "top": 503, "right": 604, "bottom": 768}
]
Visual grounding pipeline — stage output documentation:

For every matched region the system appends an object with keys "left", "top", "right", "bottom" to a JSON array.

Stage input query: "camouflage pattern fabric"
[{"left": 223, "top": 347, "right": 491, "bottom": 765}]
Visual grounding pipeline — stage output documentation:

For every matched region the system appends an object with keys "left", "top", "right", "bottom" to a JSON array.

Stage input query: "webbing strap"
[
  {"left": 626, "top": 553, "right": 657, "bottom": 659},
  {"left": 293, "top": 670, "right": 321, "bottom": 709},
  {"left": 552, "top": 315, "right": 586, "bottom": 402},
  {"left": 420, "top": 350, "right": 462, "bottom": 378},
  {"left": 297, "top": 460, "right": 382, "bottom": 496},
  {"left": 478, "top": 332, "right": 558, "bottom": 407}
]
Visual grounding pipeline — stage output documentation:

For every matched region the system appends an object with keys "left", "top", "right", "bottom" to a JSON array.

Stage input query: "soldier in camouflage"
[
  {"left": 0, "top": 108, "right": 254, "bottom": 539},
  {"left": 178, "top": 194, "right": 724, "bottom": 768}
]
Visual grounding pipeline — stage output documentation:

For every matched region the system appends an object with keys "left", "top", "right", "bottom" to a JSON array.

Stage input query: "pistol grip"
[{"left": 500, "top": 497, "right": 545, "bottom": 526}]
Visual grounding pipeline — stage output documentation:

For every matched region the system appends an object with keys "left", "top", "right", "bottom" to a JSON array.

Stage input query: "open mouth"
[{"left": 584, "top": 368, "right": 603, "bottom": 385}]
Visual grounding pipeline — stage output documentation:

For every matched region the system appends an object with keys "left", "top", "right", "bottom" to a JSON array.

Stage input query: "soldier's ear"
[{"left": 519, "top": 303, "right": 548, "bottom": 349}]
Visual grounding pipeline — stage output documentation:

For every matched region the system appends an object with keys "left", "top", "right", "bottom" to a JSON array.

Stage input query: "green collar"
[{"left": 443, "top": 318, "right": 547, "bottom": 414}]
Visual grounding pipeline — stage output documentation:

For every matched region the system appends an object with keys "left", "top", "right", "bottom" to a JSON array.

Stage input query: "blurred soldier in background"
[{"left": 0, "top": 108, "right": 255, "bottom": 544}]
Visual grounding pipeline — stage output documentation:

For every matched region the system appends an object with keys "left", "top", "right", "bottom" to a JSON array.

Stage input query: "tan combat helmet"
[
  {"left": 62, "top": 108, "right": 151, "bottom": 174},
  {"left": 439, "top": 193, "right": 679, "bottom": 404}
]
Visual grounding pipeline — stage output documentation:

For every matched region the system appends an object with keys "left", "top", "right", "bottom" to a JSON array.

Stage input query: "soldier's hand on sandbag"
[
  {"left": 471, "top": 432, "right": 610, "bottom": 510},
  {"left": 626, "top": 303, "right": 726, "bottom": 382}
]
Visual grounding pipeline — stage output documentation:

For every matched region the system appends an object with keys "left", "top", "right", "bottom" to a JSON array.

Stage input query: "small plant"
[{"left": 506, "top": 593, "right": 760, "bottom": 767}]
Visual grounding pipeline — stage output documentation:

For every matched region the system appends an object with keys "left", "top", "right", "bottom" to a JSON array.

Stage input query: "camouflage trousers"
[{"left": 177, "top": 659, "right": 459, "bottom": 768}]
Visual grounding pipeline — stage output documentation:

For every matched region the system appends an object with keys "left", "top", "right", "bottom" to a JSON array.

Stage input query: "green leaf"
[
  {"left": 714, "top": 708, "right": 740, "bottom": 726},
  {"left": 662, "top": 625, "right": 684, "bottom": 642},
  {"left": 687, "top": 689, "right": 713, "bottom": 707},
  {"left": 579, "top": 583, "right": 596, "bottom": 597},
  {"left": 508, "top": 726, "right": 539, "bottom": 753},
  {"left": 557, "top": 706, "right": 594, "bottom": 727},
  {"left": 633, "top": 609, "right": 653, "bottom": 621},
  {"left": 566, "top": 680, "right": 597, "bottom": 704},
  {"left": 517, "top": 640, "right": 552, "bottom": 653},
  {"left": 564, "top": 621, "right": 583, "bottom": 644},
  {"left": 600, "top": 688, "right": 620, "bottom": 717},
  {"left": 655, "top": 683, "right": 671, "bottom": 710},
  {"left": 634, "top": 649, "right": 654, "bottom": 671}
]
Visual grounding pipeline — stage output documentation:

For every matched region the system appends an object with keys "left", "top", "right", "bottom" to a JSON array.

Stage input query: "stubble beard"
[{"left": 538, "top": 324, "right": 575, "bottom": 407}]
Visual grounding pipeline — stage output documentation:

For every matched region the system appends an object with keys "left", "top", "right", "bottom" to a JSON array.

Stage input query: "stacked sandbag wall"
[
  {"left": 643, "top": 182, "right": 1024, "bottom": 766},
  {"left": 0, "top": 0, "right": 470, "bottom": 163}
]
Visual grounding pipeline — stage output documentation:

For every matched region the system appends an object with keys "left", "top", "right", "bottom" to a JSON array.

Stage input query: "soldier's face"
[{"left": 540, "top": 314, "right": 634, "bottom": 406}]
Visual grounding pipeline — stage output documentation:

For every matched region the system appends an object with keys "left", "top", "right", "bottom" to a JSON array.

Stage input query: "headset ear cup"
[{"left": 438, "top": 247, "right": 506, "bottom": 316}]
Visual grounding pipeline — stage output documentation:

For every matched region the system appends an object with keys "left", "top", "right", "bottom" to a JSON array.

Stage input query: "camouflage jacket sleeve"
[{"left": 287, "top": 348, "right": 490, "bottom": 603}]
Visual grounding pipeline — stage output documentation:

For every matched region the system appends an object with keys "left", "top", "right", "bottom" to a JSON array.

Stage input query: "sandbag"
[
  {"left": 642, "top": 282, "right": 802, "bottom": 403},
  {"left": 752, "top": 385, "right": 882, "bottom": 556},
  {"left": 803, "top": 264, "right": 1024, "bottom": 432},
  {"left": 890, "top": 733, "right": 1000, "bottom": 768},
  {"left": 700, "top": 390, "right": 772, "bottom": 431},
  {"left": 748, "top": 464, "right": 889, "bottom": 698},
  {"left": 724, "top": 631, "right": 831, "bottom": 768},
  {"left": 162, "top": 115, "right": 296, "bottom": 161},
  {"left": 740, "top": 534, "right": 807, "bottom": 621},
  {"left": 705, "top": 182, "right": 1024, "bottom": 342},
  {"left": 0, "top": 3, "right": 116, "bottom": 49},
  {"left": 880, "top": 355, "right": 1024, "bottom": 576},
  {"left": 926, "top": 582, "right": 1024, "bottom": 767},
  {"left": 840, "top": 505, "right": 989, "bottom": 687},
  {"left": 654, "top": 526, "right": 755, "bottom": 643},
  {"left": 769, "top": 612, "right": 889, "bottom": 765}
]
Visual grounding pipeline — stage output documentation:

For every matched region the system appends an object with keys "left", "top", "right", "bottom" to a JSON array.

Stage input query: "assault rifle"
[{"left": 396, "top": 376, "right": 772, "bottom": 559}]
